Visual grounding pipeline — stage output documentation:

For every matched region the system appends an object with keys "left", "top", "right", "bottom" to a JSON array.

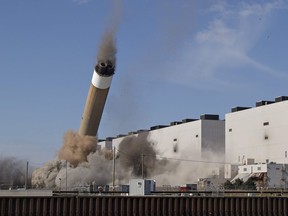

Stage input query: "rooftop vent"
[
  {"left": 170, "top": 121, "right": 182, "bottom": 126},
  {"left": 256, "top": 100, "right": 274, "bottom": 107},
  {"left": 200, "top": 114, "right": 219, "bottom": 120},
  {"left": 116, "top": 134, "right": 126, "bottom": 138},
  {"left": 182, "top": 119, "right": 197, "bottom": 123},
  {"left": 106, "top": 137, "right": 114, "bottom": 141},
  {"left": 231, "top": 106, "right": 251, "bottom": 112},
  {"left": 137, "top": 129, "right": 149, "bottom": 133},
  {"left": 150, "top": 125, "right": 168, "bottom": 130},
  {"left": 275, "top": 96, "right": 288, "bottom": 102}
]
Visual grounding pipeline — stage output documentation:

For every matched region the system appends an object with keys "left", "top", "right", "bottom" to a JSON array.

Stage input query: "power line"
[{"left": 115, "top": 147, "right": 231, "bottom": 165}]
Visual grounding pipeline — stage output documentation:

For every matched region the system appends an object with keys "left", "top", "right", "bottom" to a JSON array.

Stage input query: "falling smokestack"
[{"left": 79, "top": 60, "right": 115, "bottom": 136}]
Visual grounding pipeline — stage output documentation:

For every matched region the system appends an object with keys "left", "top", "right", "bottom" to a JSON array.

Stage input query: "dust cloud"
[
  {"left": 31, "top": 131, "right": 111, "bottom": 189},
  {"left": 0, "top": 157, "right": 31, "bottom": 189},
  {"left": 32, "top": 130, "right": 224, "bottom": 189},
  {"left": 115, "top": 133, "right": 225, "bottom": 186},
  {"left": 58, "top": 130, "right": 97, "bottom": 167},
  {"left": 117, "top": 132, "right": 157, "bottom": 177}
]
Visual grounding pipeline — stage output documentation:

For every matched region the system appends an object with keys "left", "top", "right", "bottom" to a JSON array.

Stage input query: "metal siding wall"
[
  {"left": 1, "top": 196, "right": 288, "bottom": 215},
  {"left": 225, "top": 101, "right": 288, "bottom": 165}
]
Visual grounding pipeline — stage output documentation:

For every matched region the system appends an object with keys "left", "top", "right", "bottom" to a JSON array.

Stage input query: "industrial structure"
[
  {"left": 1, "top": 194, "right": 288, "bottom": 215},
  {"left": 3, "top": 91, "right": 288, "bottom": 214},
  {"left": 99, "top": 114, "right": 225, "bottom": 160},
  {"left": 225, "top": 96, "right": 288, "bottom": 165},
  {"left": 78, "top": 60, "right": 115, "bottom": 136},
  {"left": 97, "top": 96, "right": 288, "bottom": 189},
  {"left": 232, "top": 162, "right": 288, "bottom": 189}
]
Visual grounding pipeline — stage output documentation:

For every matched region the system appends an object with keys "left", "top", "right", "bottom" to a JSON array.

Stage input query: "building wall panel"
[{"left": 0, "top": 195, "right": 288, "bottom": 215}]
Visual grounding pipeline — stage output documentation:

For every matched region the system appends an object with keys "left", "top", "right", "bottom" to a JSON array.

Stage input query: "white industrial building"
[
  {"left": 99, "top": 114, "right": 225, "bottom": 161},
  {"left": 225, "top": 96, "right": 288, "bottom": 165},
  {"left": 98, "top": 115, "right": 225, "bottom": 185},
  {"left": 97, "top": 95, "right": 288, "bottom": 188},
  {"left": 100, "top": 96, "right": 288, "bottom": 168},
  {"left": 231, "top": 163, "right": 288, "bottom": 189}
]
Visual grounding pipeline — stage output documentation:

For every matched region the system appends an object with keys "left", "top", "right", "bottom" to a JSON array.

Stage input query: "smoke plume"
[
  {"left": 32, "top": 148, "right": 113, "bottom": 189},
  {"left": 97, "top": 31, "right": 117, "bottom": 65},
  {"left": 118, "top": 132, "right": 157, "bottom": 177},
  {"left": 32, "top": 131, "right": 156, "bottom": 189},
  {"left": 151, "top": 148, "right": 225, "bottom": 186},
  {"left": 96, "top": 0, "right": 120, "bottom": 66},
  {"left": 32, "top": 129, "right": 224, "bottom": 189},
  {"left": 115, "top": 133, "right": 223, "bottom": 186},
  {"left": 32, "top": 159, "right": 65, "bottom": 188},
  {"left": 32, "top": 131, "right": 159, "bottom": 189},
  {"left": 0, "top": 157, "right": 31, "bottom": 188}
]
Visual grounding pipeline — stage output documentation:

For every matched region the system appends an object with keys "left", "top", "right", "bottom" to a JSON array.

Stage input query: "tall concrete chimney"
[{"left": 79, "top": 60, "right": 115, "bottom": 136}]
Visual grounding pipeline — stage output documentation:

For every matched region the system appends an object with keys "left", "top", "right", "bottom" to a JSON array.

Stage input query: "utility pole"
[
  {"left": 142, "top": 153, "right": 144, "bottom": 179},
  {"left": 24, "top": 161, "right": 28, "bottom": 190},
  {"left": 59, "top": 178, "right": 62, "bottom": 191},
  {"left": 112, "top": 146, "right": 116, "bottom": 191},
  {"left": 66, "top": 160, "right": 68, "bottom": 191}
]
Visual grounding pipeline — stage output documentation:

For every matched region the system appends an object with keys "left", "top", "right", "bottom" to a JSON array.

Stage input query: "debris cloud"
[
  {"left": 32, "top": 130, "right": 224, "bottom": 189},
  {"left": 118, "top": 132, "right": 157, "bottom": 177},
  {"left": 0, "top": 157, "right": 31, "bottom": 188},
  {"left": 97, "top": 30, "right": 117, "bottom": 65},
  {"left": 58, "top": 130, "right": 97, "bottom": 167}
]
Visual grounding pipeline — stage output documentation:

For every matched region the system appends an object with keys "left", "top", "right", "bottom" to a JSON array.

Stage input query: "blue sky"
[{"left": 1, "top": 0, "right": 288, "bottom": 165}]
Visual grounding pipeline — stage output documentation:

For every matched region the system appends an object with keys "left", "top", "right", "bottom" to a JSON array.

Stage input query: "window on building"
[
  {"left": 173, "top": 138, "right": 177, "bottom": 142},
  {"left": 263, "top": 122, "right": 269, "bottom": 126},
  {"left": 238, "top": 156, "right": 240, "bottom": 162},
  {"left": 264, "top": 135, "right": 269, "bottom": 140},
  {"left": 285, "top": 151, "right": 287, "bottom": 158},
  {"left": 229, "top": 128, "right": 232, "bottom": 132},
  {"left": 257, "top": 167, "right": 261, "bottom": 171},
  {"left": 243, "top": 168, "right": 247, "bottom": 171},
  {"left": 195, "top": 134, "right": 198, "bottom": 138}
]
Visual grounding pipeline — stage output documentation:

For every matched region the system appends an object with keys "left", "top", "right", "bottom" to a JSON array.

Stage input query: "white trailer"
[{"left": 129, "top": 179, "right": 156, "bottom": 196}]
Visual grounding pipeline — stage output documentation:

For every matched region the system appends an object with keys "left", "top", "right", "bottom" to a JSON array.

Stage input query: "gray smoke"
[
  {"left": 114, "top": 133, "right": 219, "bottom": 186},
  {"left": 32, "top": 130, "right": 224, "bottom": 189},
  {"left": 116, "top": 132, "right": 225, "bottom": 186},
  {"left": 118, "top": 132, "right": 157, "bottom": 178},
  {"left": 32, "top": 159, "right": 65, "bottom": 188},
  {"left": 96, "top": 0, "right": 121, "bottom": 66},
  {"left": 101, "top": 1, "right": 196, "bottom": 140},
  {"left": 0, "top": 157, "right": 31, "bottom": 189},
  {"left": 31, "top": 131, "right": 153, "bottom": 189},
  {"left": 31, "top": 131, "right": 163, "bottom": 189},
  {"left": 151, "top": 147, "right": 225, "bottom": 186},
  {"left": 97, "top": 30, "right": 117, "bottom": 65},
  {"left": 32, "top": 148, "right": 113, "bottom": 189}
]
